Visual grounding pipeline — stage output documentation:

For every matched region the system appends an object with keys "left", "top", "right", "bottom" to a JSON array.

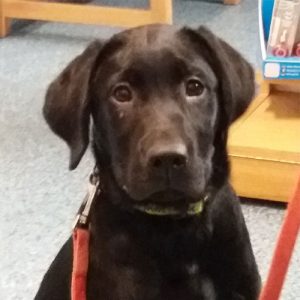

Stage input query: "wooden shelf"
[
  {"left": 0, "top": 0, "right": 173, "bottom": 37},
  {"left": 229, "top": 79, "right": 300, "bottom": 202}
]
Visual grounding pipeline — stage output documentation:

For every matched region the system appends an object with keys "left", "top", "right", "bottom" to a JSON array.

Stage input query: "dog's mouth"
[{"left": 132, "top": 190, "right": 206, "bottom": 217}]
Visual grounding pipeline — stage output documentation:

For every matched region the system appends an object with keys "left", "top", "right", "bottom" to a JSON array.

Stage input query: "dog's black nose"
[
  {"left": 150, "top": 152, "right": 187, "bottom": 170},
  {"left": 147, "top": 144, "right": 188, "bottom": 173}
]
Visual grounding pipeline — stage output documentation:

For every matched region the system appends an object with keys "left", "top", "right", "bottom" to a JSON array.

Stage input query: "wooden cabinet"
[{"left": 229, "top": 78, "right": 300, "bottom": 202}]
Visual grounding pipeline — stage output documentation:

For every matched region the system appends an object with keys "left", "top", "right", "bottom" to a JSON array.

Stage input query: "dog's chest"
[
  {"left": 159, "top": 262, "right": 216, "bottom": 300},
  {"left": 88, "top": 209, "right": 215, "bottom": 300},
  {"left": 88, "top": 261, "right": 215, "bottom": 300}
]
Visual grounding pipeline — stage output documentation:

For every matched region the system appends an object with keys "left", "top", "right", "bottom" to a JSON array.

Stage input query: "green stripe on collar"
[{"left": 133, "top": 199, "right": 205, "bottom": 216}]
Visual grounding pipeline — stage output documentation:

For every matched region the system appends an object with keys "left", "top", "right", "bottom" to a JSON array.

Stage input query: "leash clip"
[{"left": 73, "top": 167, "right": 100, "bottom": 230}]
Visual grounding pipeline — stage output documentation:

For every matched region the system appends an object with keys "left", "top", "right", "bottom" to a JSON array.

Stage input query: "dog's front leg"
[{"left": 208, "top": 186, "right": 261, "bottom": 300}]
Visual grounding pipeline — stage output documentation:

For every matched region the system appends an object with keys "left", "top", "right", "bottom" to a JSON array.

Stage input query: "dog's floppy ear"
[
  {"left": 43, "top": 41, "right": 103, "bottom": 170},
  {"left": 184, "top": 26, "right": 255, "bottom": 124}
]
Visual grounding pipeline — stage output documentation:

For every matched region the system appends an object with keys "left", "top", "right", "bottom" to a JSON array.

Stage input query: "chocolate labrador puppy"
[{"left": 35, "top": 24, "right": 260, "bottom": 300}]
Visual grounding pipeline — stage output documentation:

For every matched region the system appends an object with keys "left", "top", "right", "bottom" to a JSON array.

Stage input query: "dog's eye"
[
  {"left": 113, "top": 84, "right": 132, "bottom": 103},
  {"left": 185, "top": 79, "right": 204, "bottom": 98}
]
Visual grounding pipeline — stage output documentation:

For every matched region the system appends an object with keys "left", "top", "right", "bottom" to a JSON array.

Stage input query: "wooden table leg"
[
  {"left": 150, "top": 0, "right": 173, "bottom": 24},
  {"left": 0, "top": 0, "right": 10, "bottom": 37}
]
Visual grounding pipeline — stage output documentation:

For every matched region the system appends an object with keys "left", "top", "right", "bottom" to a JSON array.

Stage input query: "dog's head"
[{"left": 44, "top": 25, "right": 254, "bottom": 210}]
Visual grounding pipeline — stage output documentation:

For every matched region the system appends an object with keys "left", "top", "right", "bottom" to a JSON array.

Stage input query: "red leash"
[
  {"left": 71, "top": 169, "right": 100, "bottom": 300},
  {"left": 72, "top": 228, "right": 90, "bottom": 300},
  {"left": 259, "top": 174, "right": 300, "bottom": 300}
]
